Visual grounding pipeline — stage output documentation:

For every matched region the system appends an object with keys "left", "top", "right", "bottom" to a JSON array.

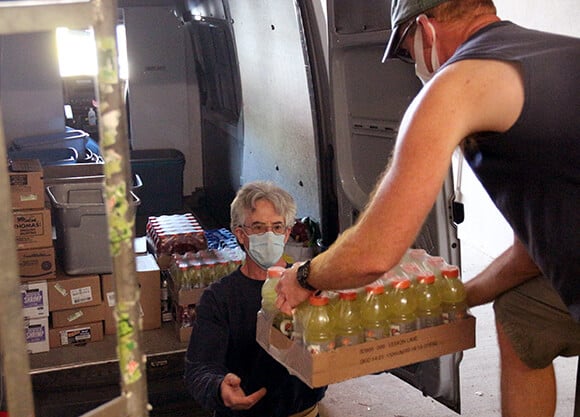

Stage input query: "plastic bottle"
[
  {"left": 423, "top": 255, "right": 448, "bottom": 294},
  {"left": 415, "top": 272, "right": 443, "bottom": 329},
  {"left": 161, "top": 276, "right": 172, "bottom": 322},
  {"left": 399, "top": 262, "right": 424, "bottom": 286},
  {"left": 87, "top": 107, "right": 97, "bottom": 126},
  {"left": 440, "top": 265, "right": 468, "bottom": 323},
  {"left": 402, "top": 248, "right": 428, "bottom": 264},
  {"left": 292, "top": 300, "right": 311, "bottom": 344},
  {"left": 261, "top": 266, "right": 294, "bottom": 336},
  {"left": 261, "top": 266, "right": 285, "bottom": 320},
  {"left": 334, "top": 290, "right": 364, "bottom": 347},
  {"left": 389, "top": 278, "right": 418, "bottom": 336},
  {"left": 303, "top": 294, "right": 335, "bottom": 354},
  {"left": 360, "top": 283, "right": 390, "bottom": 341}
]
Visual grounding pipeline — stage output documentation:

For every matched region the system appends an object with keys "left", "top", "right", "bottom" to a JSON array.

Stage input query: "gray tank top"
[{"left": 442, "top": 21, "right": 580, "bottom": 320}]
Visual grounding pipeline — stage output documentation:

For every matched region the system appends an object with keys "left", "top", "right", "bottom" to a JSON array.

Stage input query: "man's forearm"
[{"left": 465, "top": 237, "right": 541, "bottom": 307}]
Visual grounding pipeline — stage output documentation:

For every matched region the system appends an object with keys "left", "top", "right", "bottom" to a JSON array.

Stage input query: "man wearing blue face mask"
[
  {"left": 276, "top": 0, "right": 580, "bottom": 416},
  {"left": 184, "top": 180, "right": 325, "bottom": 417}
]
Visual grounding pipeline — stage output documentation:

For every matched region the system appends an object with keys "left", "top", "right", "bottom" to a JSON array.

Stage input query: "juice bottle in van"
[
  {"left": 389, "top": 278, "right": 418, "bottom": 336},
  {"left": 440, "top": 265, "right": 468, "bottom": 323},
  {"left": 334, "top": 290, "right": 364, "bottom": 347},
  {"left": 415, "top": 272, "right": 443, "bottom": 328},
  {"left": 360, "top": 283, "right": 390, "bottom": 341},
  {"left": 303, "top": 294, "right": 335, "bottom": 354}
]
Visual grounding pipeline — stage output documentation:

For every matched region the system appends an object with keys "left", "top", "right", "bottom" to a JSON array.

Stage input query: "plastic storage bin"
[
  {"left": 130, "top": 149, "right": 185, "bottom": 216},
  {"left": 46, "top": 182, "right": 140, "bottom": 275}
]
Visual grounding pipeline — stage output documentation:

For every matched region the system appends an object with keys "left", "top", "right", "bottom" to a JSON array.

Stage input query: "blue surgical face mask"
[{"left": 247, "top": 231, "right": 286, "bottom": 270}]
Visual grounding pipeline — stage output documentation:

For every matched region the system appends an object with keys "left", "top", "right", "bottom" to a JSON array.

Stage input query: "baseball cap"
[{"left": 382, "top": 0, "right": 449, "bottom": 62}]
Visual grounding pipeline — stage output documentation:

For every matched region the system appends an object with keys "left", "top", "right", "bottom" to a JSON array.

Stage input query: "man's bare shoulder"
[{"left": 423, "top": 59, "right": 525, "bottom": 134}]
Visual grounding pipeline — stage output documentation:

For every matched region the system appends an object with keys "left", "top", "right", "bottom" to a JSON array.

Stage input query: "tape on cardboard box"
[{"left": 51, "top": 303, "right": 104, "bottom": 328}]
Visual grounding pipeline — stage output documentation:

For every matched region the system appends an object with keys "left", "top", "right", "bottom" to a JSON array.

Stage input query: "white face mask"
[
  {"left": 414, "top": 16, "right": 440, "bottom": 84},
  {"left": 247, "top": 231, "right": 286, "bottom": 270}
]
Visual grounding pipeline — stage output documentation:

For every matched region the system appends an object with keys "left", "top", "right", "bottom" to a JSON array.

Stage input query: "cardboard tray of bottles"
[{"left": 256, "top": 310, "right": 476, "bottom": 388}]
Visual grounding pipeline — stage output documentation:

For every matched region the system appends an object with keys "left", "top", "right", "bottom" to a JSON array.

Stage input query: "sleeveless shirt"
[{"left": 441, "top": 21, "right": 580, "bottom": 321}]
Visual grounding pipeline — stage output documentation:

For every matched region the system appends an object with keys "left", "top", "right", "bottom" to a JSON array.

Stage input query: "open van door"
[
  {"left": 176, "top": 0, "right": 464, "bottom": 412},
  {"left": 326, "top": 0, "right": 463, "bottom": 411}
]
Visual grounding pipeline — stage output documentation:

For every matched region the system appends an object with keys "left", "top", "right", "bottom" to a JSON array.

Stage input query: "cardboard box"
[
  {"left": 48, "top": 273, "right": 102, "bottom": 312},
  {"left": 49, "top": 321, "right": 104, "bottom": 348},
  {"left": 175, "top": 321, "right": 192, "bottom": 343},
  {"left": 13, "top": 208, "right": 53, "bottom": 250},
  {"left": 21, "top": 280, "right": 49, "bottom": 318},
  {"left": 18, "top": 246, "right": 56, "bottom": 281},
  {"left": 51, "top": 303, "right": 104, "bottom": 328},
  {"left": 256, "top": 311, "right": 476, "bottom": 388},
  {"left": 166, "top": 271, "right": 205, "bottom": 306},
  {"left": 9, "top": 159, "right": 45, "bottom": 210},
  {"left": 101, "top": 253, "right": 161, "bottom": 334},
  {"left": 25, "top": 316, "right": 50, "bottom": 354}
]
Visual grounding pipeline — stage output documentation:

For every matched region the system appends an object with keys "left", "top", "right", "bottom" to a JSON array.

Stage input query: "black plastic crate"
[{"left": 130, "top": 149, "right": 185, "bottom": 216}]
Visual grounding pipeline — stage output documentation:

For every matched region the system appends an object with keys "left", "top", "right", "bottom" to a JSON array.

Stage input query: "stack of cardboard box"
[
  {"left": 10, "top": 159, "right": 55, "bottom": 353},
  {"left": 47, "top": 271, "right": 104, "bottom": 348},
  {"left": 10, "top": 160, "right": 163, "bottom": 352}
]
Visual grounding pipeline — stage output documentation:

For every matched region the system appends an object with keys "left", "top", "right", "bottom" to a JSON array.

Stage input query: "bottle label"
[
  {"left": 273, "top": 314, "right": 294, "bottom": 337},
  {"left": 390, "top": 321, "right": 417, "bottom": 336},
  {"left": 336, "top": 333, "right": 363, "bottom": 347},
  {"left": 364, "top": 327, "right": 388, "bottom": 341},
  {"left": 306, "top": 340, "right": 335, "bottom": 354},
  {"left": 418, "top": 315, "right": 443, "bottom": 329},
  {"left": 442, "top": 309, "right": 466, "bottom": 324}
]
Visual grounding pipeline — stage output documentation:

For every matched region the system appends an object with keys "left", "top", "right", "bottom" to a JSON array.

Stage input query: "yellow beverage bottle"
[
  {"left": 291, "top": 300, "right": 311, "bottom": 344},
  {"left": 360, "top": 283, "right": 390, "bottom": 341},
  {"left": 440, "top": 265, "right": 468, "bottom": 323},
  {"left": 389, "top": 278, "right": 418, "bottom": 336},
  {"left": 303, "top": 294, "right": 335, "bottom": 354},
  {"left": 423, "top": 255, "right": 448, "bottom": 294},
  {"left": 261, "top": 266, "right": 285, "bottom": 320},
  {"left": 415, "top": 272, "right": 443, "bottom": 328},
  {"left": 334, "top": 290, "right": 364, "bottom": 347}
]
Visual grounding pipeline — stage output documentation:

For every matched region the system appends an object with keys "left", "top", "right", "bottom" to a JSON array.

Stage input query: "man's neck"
[
  {"left": 241, "top": 259, "right": 287, "bottom": 280},
  {"left": 439, "top": 14, "right": 501, "bottom": 62}
]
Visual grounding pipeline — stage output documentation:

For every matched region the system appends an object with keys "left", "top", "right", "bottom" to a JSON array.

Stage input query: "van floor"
[{"left": 180, "top": 196, "right": 578, "bottom": 417}]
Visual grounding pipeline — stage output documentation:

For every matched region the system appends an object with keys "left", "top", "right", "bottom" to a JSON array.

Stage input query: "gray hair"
[{"left": 230, "top": 181, "right": 297, "bottom": 231}]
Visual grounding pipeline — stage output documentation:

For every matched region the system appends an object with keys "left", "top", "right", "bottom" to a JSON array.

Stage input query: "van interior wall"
[
  {"left": 124, "top": 6, "right": 202, "bottom": 197},
  {"left": 229, "top": 0, "right": 322, "bottom": 222},
  {"left": 0, "top": 31, "right": 65, "bottom": 144}
]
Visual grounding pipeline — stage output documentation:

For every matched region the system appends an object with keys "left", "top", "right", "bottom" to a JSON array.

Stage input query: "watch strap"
[{"left": 297, "top": 260, "right": 317, "bottom": 291}]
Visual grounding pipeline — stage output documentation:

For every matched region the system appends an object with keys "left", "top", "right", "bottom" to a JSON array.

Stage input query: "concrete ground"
[{"left": 319, "top": 161, "right": 578, "bottom": 416}]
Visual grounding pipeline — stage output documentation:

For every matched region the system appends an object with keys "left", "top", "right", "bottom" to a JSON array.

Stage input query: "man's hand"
[
  {"left": 220, "top": 373, "right": 266, "bottom": 411},
  {"left": 275, "top": 262, "right": 312, "bottom": 315}
]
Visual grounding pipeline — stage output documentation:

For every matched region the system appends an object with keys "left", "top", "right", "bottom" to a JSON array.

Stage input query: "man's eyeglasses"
[
  {"left": 394, "top": 20, "right": 416, "bottom": 64},
  {"left": 241, "top": 222, "right": 288, "bottom": 236}
]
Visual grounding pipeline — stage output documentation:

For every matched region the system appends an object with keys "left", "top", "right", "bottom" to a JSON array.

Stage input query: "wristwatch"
[{"left": 296, "top": 260, "right": 317, "bottom": 291}]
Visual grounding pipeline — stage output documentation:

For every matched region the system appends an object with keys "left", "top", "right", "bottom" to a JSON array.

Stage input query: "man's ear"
[
  {"left": 283, "top": 227, "right": 292, "bottom": 245},
  {"left": 416, "top": 14, "right": 435, "bottom": 46},
  {"left": 233, "top": 226, "right": 245, "bottom": 244}
]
